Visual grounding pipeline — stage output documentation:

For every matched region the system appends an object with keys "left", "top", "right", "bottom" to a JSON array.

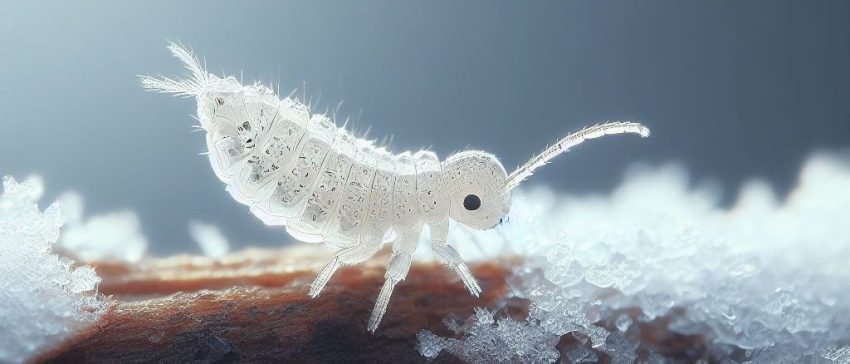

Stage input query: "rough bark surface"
[{"left": 40, "top": 246, "right": 514, "bottom": 363}]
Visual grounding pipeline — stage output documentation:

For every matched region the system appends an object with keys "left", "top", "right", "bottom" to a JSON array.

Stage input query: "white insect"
[{"left": 140, "top": 43, "right": 650, "bottom": 332}]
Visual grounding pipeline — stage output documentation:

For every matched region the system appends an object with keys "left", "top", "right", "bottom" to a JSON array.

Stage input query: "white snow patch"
[
  {"left": 0, "top": 176, "right": 106, "bottom": 363},
  {"left": 419, "top": 153, "right": 850, "bottom": 363},
  {"left": 188, "top": 220, "right": 231, "bottom": 258},
  {"left": 57, "top": 191, "right": 148, "bottom": 263}
]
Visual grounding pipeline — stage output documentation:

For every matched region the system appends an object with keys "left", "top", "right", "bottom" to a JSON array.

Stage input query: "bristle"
[
  {"left": 138, "top": 75, "right": 200, "bottom": 97},
  {"left": 138, "top": 41, "right": 208, "bottom": 97},
  {"left": 166, "top": 41, "right": 207, "bottom": 84}
]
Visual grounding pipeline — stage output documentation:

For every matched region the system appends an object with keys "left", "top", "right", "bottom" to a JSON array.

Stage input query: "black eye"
[{"left": 463, "top": 194, "right": 481, "bottom": 211}]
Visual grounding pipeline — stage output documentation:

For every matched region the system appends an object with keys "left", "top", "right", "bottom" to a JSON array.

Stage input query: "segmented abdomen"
[{"left": 202, "top": 87, "right": 445, "bottom": 247}]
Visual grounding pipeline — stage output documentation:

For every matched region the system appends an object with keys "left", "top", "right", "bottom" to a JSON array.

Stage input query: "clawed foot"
[
  {"left": 368, "top": 278, "right": 400, "bottom": 333},
  {"left": 432, "top": 242, "right": 482, "bottom": 297},
  {"left": 451, "top": 262, "right": 482, "bottom": 297}
]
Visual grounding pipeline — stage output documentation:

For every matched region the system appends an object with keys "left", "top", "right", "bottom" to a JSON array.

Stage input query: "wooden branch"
[{"left": 40, "top": 246, "right": 516, "bottom": 363}]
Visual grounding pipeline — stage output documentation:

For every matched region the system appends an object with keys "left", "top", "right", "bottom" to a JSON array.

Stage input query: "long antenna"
[{"left": 505, "top": 121, "right": 650, "bottom": 191}]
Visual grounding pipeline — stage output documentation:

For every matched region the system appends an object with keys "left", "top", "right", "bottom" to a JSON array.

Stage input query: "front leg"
[{"left": 429, "top": 220, "right": 482, "bottom": 297}]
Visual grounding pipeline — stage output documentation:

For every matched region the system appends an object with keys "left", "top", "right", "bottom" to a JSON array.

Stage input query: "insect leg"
[
  {"left": 308, "top": 240, "right": 382, "bottom": 298},
  {"left": 429, "top": 220, "right": 482, "bottom": 297},
  {"left": 368, "top": 223, "right": 422, "bottom": 333}
]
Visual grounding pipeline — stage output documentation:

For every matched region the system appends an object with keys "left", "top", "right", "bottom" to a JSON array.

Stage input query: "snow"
[
  {"left": 188, "top": 220, "right": 231, "bottom": 258},
  {"left": 0, "top": 176, "right": 106, "bottom": 363},
  {"left": 57, "top": 191, "right": 149, "bottom": 263},
  {"left": 419, "top": 153, "right": 850, "bottom": 363},
  {"left": 823, "top": 346, "right": 850, "bottom": 364}
]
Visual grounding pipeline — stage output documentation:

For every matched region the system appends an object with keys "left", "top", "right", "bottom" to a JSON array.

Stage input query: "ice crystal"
[
  {"left": 419, "top": 153, "right": 850, "bottom": 363},
  {"left": 417, "top": 308, "right": 560, "bottom": 364},
  {"left": 0, "top": 176, "right": 106, "bottom": 363},
  {"left": 189, "top": 220, "right": 231, "bottom": 258},
  {"left": 57, "top": 191, "right": 149, "bottom": 263},
  {"left": 823, "top": 346, "right": 850, "bottom": 364}
]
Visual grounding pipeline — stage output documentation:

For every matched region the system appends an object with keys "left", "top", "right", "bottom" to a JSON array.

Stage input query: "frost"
[
  {"left": 823, "top": 346, "right": 850, "bottom": 364},
  {"left": 419, "top": 153, "right": 850, "bottom": 363},
  {"left": 417, "top": 308, "right": 560, "bottom": 364},
  {"left": 57, "top": 191, "right": 148, "bottom": 263},
  {"left": 0, "top": 176, "right": 106, "bottom": 363},
  {"left": 188, "top": 220, "right": 231, "bottom": 258}
]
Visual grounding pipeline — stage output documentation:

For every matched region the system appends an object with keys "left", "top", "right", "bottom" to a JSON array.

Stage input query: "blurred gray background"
[{"left": 1, "top": 1, "right": 848, "bottom": 254}]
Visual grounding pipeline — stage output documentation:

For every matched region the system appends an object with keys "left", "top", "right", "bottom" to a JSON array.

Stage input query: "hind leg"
[
  {"left": 309, "top": 239, "right": 382, "bottom": 298},
  {"left": 368, "top": 223, "right": 422, "bottom": 332}
]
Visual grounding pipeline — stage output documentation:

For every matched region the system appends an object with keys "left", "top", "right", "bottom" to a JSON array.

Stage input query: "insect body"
[{"left": 140, "top": 43, "right": 650, "bottom": 332}]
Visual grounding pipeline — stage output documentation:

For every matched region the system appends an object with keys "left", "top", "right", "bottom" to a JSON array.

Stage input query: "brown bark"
[{"left": 40, "top": 246, "right": 515, "bottom": 363}]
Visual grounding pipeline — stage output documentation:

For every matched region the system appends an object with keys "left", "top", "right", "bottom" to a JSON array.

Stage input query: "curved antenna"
[{"left": 505, "top": 121, "right": 650, "bottom": 191}]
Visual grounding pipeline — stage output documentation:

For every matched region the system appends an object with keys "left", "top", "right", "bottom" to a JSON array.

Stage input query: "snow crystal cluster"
[
  {"left": 57, "top": 191, "right": 149, "bottom": 263},
  {"left": 0, "top": 176, "right": 106, "bottom": 363},
  {"left": 189, "top": 220, "right": 232, "bottom": 258},
  {"left": 419, "top": 153, "right": 850, "bottom": 363},
  {"left": 59, "top": 192, "right": 233, "bottom": 261}
]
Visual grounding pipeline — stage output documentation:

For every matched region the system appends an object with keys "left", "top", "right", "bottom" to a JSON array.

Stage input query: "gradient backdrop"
[{"left": 1, "top": 1, "right": 848, "bottom": 254}]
